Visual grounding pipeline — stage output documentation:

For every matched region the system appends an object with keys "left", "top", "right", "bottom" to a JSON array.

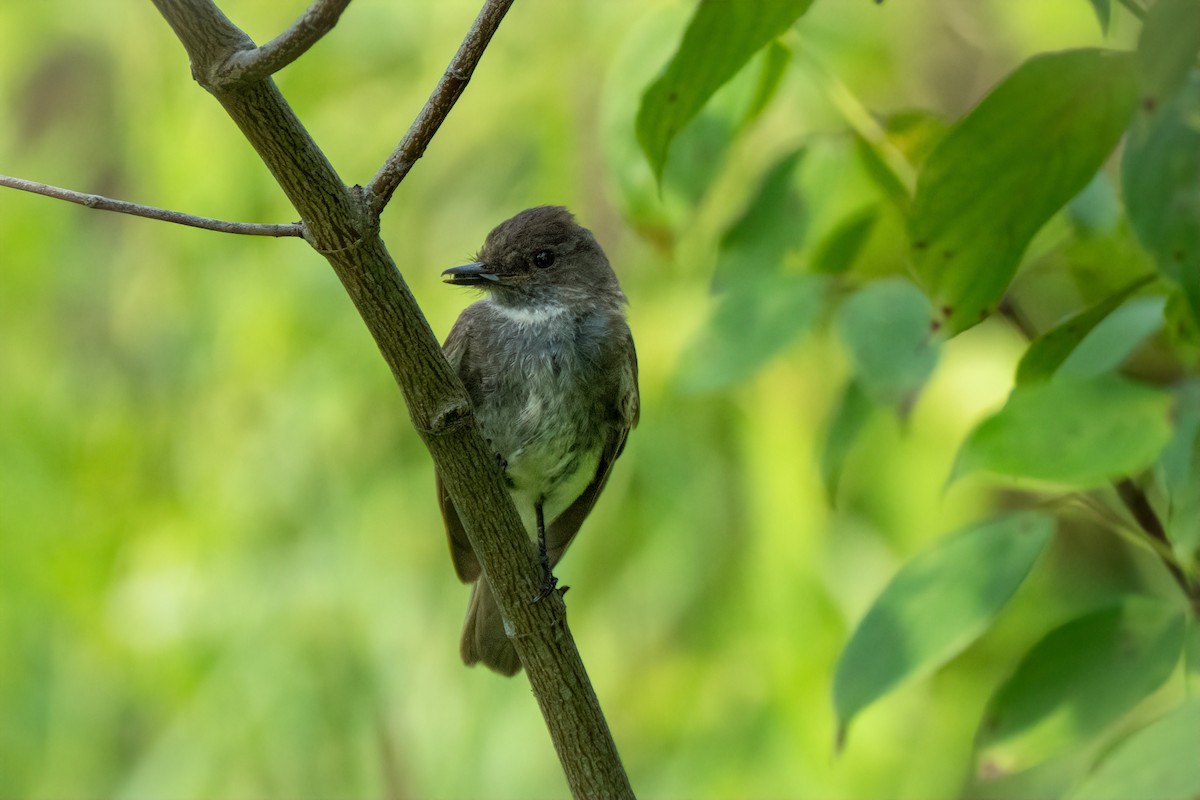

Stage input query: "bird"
[{"left": 436, "top": 206, "right": 639, "bottom": 676}]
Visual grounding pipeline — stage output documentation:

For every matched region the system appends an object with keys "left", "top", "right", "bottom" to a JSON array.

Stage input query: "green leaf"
[
  {"left": 1160, "top": 382, "right": 1200, "bottom": 558},
  {"left": 811, "top": 206, "right": 879, "bottom": 275},
  {"left": 911, "top": 49, "right": 1139, "bottom": 334},
  {"left": 854, "top": 133, "right": 910, "bottom": 210},
  {"left": 1067, "top": 171, "right": 1121, "bottom": 235},
  {"left": 1136, "top": 0, "right": 1200, "bottom": 104},
  {"left": 681, "top": 147, "right": 813, "bottom": 391},
  {"left": 714, "top": 148, "right": 806, "bottom": 286},
  {"left": 1164, "top": 285, "right": 1200, "bottom": 357},
  {"left": 1086, "top": 0, "right": 1111, "bottom": 34},
  {"left": 819, "top": 379, "right": 873, "bottom": 504},
  {"left": 657, "top": 110, "right": 739, "bottom": 208},
  {"left": 952, "top": 376, "right": 1172, "bottom": 487},
  {"left": 740, "top": 39, "right": 792, "bottom": 130},
  {"left": 852, "top": 111, "right": 945, "bottom": 211},
  {"left": 1122, "top": 71, "right": 1200, "bottom": 323},
  {"left": 1015, "top": 276, "right": 1155, "bottom": 386},
  {"left": 836, "top": 278, "right": 940, "bottom": 414},
  {"left": 978, "top": 600, "right": 1186, "bottom": 775},
  {"left": 1160, "top": 382, "right": 1200, "bottom": 494},
  {"left": 1056, "top": 295, "right": 1165, "bottom": 380},
  {"left": 677, "top": 273, "right": 827, "bottom": 393},
  {"left": 1066, "top": 700, "right": 1200, "bottom": 800},
  {"left": 1187, "top": 623, "right": 1200, "bottom": 678},
  {"left": 637, "top": 0, "right": 814, "bottom": 182},
  {"left": 833, "top": 511, "right": 1054, "bottom": 737}
]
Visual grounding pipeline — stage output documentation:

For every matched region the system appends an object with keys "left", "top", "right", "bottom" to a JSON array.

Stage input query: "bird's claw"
[{"left": 531, "top": 570, "right": 558, "bottom": 603}]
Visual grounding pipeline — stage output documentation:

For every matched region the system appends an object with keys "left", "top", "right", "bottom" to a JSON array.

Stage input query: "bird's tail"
[{"left": 460, "top": 579, "right": 522, "bottom": 676}]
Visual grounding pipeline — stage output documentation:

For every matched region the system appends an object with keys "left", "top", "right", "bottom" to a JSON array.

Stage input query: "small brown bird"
[{"left": 437, "top": 206, "right": 639, "bottom": 675}]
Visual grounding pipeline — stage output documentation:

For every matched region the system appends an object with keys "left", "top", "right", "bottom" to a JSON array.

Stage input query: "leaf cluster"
[{"left": 635, "top": 0, "right": 1200, "bottom": 794}]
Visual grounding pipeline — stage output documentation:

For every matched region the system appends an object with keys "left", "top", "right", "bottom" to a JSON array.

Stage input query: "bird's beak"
[{"left": 441, "top": 262, "right": 500, "bottom": 286}]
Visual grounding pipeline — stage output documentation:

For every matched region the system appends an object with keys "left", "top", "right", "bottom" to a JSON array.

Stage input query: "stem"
[
  {"left": 0, "top": 174, "right": 303, "bottom": 237},
  {"left": 794, "top": 38, "right": 917, "bottom": 200},
  {"left": 1115, "top": 479, "right": 1200, "bottom": 612},
  {"left": 220, "top": 0, "right": 353, "bottom": 84}
]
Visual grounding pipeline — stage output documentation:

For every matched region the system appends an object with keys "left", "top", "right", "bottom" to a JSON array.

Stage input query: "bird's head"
[{"left": 442, "top": 206, "right": 623, "bottom": 310}]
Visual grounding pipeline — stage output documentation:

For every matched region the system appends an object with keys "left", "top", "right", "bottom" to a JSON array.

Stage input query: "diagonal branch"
[
  {"left": 0, "top": 174, "right": 303, "bottom": 237},
  {"left": 147, "top": 1, "right": 635, "bottom": 797},
  {"left": 367, "top": 0, "right": 515, "bottom": 215},
  {"left": 220, "top": 0, "right": 352, "bottom": 84}
]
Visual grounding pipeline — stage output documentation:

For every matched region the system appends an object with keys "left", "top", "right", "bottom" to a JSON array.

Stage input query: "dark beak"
[{"left": 441, "top": 262, "right": 500, "bottom": 286}]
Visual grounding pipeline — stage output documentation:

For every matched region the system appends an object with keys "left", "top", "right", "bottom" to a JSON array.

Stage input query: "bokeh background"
[{"left": 0, "top": 2, "right": 1160, "bottom": 798}]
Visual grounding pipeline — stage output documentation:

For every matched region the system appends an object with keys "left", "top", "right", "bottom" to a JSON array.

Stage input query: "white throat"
[{"left": 489, "top": 300, "right": 569, "bottom": 326}]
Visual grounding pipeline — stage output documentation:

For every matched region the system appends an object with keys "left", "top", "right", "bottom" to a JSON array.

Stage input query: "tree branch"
[
  {"left": 220, "top": 0, "right": 352, "bottom": 84},
  {"left": 0, "top": 174, "right": 303, "bottom": 237},
  {"left": 1115, "top": 479, "right": 1200, "bottom": 613},
  {"left": 367, "top": 0, "right": 515, "bottom": 214},
  {"left": 147, "top": 1, "right": 634, "bottom": 796}
]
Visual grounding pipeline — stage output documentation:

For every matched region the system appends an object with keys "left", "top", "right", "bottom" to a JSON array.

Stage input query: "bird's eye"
[{"left": 533, "top": 249, "right": 556, "bottom": 269}]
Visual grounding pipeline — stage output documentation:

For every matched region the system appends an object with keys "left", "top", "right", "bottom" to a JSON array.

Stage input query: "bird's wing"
[
  {"left": 546, "top": 324, "right": 640, "bottom": 565},
  {"left": 437, "top": 306, "right": 484, "bottom": 583}
]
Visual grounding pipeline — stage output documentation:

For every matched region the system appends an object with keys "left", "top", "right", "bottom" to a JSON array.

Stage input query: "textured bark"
[{"left": 148, "top": 1, "right": 635, "bottom": 796}]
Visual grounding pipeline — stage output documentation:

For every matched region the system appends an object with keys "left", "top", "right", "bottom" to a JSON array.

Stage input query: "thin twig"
[
  {"left": 1114, "top": 479, "right": 1200, "bottom": 611},
  {"left": 996, "top": 297, "right": 1038, "bottom": 340},
  {"left": 0, "top": 174, "right": 303, "bottom": 237},
  {"left": 367, "top": 0, "right": 515, "bottom": 214},
  {"left": 221, "top": 0, "right": 352, "bottom": 84},
  {"left": 794, "top": 38, "right": 917, "bottom": 199}
]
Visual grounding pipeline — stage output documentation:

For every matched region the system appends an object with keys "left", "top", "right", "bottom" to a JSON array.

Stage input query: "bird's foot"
[{"left": 531, "top": 569, "right": 559, "bottom": 603}]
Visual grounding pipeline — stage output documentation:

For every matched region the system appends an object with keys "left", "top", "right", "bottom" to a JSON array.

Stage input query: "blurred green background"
[{"left": 0, "top": 2, "right": 1171, "bottom": 799}]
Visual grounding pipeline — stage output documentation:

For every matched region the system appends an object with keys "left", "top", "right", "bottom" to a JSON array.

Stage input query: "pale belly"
[
  {"left": 509, "top": 444, "right": 601, "bottom": 534},
  {"left": 478, "top": 384, "right": 603, "bottom": 534}
]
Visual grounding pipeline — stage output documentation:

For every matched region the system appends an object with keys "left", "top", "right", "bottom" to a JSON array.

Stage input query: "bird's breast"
[{"left": 473, "top": 308, "right": 609, "bottom": 504}]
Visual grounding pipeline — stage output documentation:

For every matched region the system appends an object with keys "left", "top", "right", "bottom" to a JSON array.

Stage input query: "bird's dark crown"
[{"left": 447, "top": 206, "right": 624, "bottom": 310}]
